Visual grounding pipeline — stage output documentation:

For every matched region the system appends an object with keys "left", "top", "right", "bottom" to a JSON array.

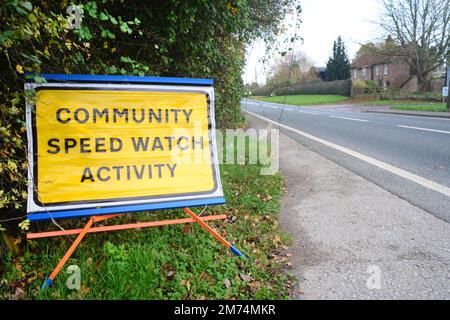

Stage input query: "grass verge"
[
  {"left": 254, "top": 95, "right": 349, "bottom": 106},
  {"left": 0, "top": 162, "right": 294, "bottom": 300},
  {"left": 366, "top": 99, "right": 448, "bottom": 112}
]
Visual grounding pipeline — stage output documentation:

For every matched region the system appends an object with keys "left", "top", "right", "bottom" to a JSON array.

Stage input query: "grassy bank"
[
  {"left": 366, "top": 99, "right": 448, "bottom": 112},
  {"left": 255, "top": 95, "right": 349, "bottom": 106},
  {"left": 0, "top": 162, "right": 294, "bottom": 300}
]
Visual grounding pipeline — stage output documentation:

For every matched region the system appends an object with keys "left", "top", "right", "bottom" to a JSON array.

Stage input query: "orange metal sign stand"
[{"left": 28, "top": 208, "right": 245, "bottom": 289}]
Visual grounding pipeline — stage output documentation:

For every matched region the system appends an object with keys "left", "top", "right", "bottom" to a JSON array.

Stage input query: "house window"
[
  {"left": 375, "top": 66, "right": 380, "bottom": 77},
  {"left": 383, "top": 64, "right": 389, "bottom": 75},
  {"left": 362, "top": 68, "right": 367, "bottom": 79},
  {"left": 353, "top": 70, "right": 357, "bottom": 79}
]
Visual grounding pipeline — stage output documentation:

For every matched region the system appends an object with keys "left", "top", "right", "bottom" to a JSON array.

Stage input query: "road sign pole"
[
  {"left": 38, "top": 212, "right": 230, "bottom": 289},
  {"left": 446, "top": 66, "right": 450, "bottom": 110},
  {"left": 183, "top": 207, "right": 246, "bottom": 259}
]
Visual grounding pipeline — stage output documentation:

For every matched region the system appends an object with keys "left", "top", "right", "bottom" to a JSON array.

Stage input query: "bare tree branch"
[{"left": 378, "top": 0, "right": 450, "bottom": 87}]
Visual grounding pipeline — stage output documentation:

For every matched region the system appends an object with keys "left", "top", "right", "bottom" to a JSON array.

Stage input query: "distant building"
[
  {"left": 351, "top": 54, "right": 410, "bottom": 89},
  {"left": 309, "top": 66, "right": 327, "bottom": 81},
  {"left": 351, "top": 54, "right": 445, "bottom": 93}
]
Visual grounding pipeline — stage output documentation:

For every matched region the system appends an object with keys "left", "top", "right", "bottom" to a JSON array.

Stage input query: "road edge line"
[{"left": 245, "top": 110, "right": 450, "bottom": 198}]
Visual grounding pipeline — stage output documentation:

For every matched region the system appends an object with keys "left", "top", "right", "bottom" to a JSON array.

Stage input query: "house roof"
[{"left": 351, "top": 54, "right": 392, "bottom": 69}]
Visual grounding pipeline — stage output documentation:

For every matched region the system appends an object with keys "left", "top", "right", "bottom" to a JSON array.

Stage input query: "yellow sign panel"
[{"left": 34, "top": 89, "right": 216, "bottom": 205}]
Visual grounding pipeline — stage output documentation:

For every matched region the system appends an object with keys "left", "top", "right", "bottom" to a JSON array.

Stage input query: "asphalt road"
[{"left": 242, "top": 99, "right": 450, "bottom": 223}]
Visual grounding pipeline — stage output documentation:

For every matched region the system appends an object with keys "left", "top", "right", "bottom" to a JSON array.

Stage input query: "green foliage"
[
  {"left": 256, "top": 95, "right": 349, "bottom": 105},
  {"left": 1, "top": 162, "right": 295, "bottom": 300},
  {"left": 0, "top": 1, "right": 295, "bottom": 228},
  {"left": 366, "top": 99, "right": 448, "bottom": 112},
  {"left": 273, "top": 79, "right": 352, "bottom": 97},
  {"left": 326, "top": 36, "right": 351, "bottom": 81},
  {"left": 351, "top": 79, "right": 379, "bottom": 96}
]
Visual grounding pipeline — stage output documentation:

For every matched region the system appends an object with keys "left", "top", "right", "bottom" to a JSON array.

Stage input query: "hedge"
[
  {"left": 252, "top": 79, "right": 352, "bottom": 97},
  {"left": 274, "top": 79, "right": 352, "bottom": 97},
  {"left": 0, "top": 0, "right": 295, "bottom": 234}
]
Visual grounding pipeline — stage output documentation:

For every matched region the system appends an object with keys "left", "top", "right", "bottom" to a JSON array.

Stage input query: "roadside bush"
[
  {"left": 351, "top": 79, "right": 368, "bottom": 96},
  {"left": 352, "top": 80, "right": 380, "bottom": 97},
  {"left": 251, "top": 85, "right": 278, "bottom": 97},
  {"left": 0, "top": 1, "right": 296, "bottom": 237},
  {"left": 274, "top": 79, "right": 352, "bottom": 97},
  {"left": 365, "top": 80, "right": 378, "bottom": 92}
]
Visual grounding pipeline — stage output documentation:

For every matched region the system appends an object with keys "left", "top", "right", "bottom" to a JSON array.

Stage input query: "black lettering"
[
  {"left": 110, "top": 138, "right": 123, "bottom": 152},
  {"left": 81, "top": 167, "right": 95, "bottom": 182},
  {"left": 165, "top": 109, "right": 169, "bottom": 122},
  {"left": 113, "top": 108, "right": 129, "bottom": 123},
  {"left": 148, "top": 164, "right": 153, "bottom": 178},
  {"left": 183, "top": 109, "right": 193, "bottom": 123},
  {"left": 154, "top": 163, "right": 164, "bottom": 178},
  {"left": 177, "top": 136, "right": 189, "bottom": 150},
  {"left": 80, "top": 138, "right": 91, "bottom": 153},
  {"left": 172, "top": 109, "right": 180, "bottom": 123},
  {"left": 112, "top": 166, "right": 123, "bottom": 180},
  {"left": 192, "top": 136, "right": 203, "bottom": 150},
  {"left": 64, "top": 138, "right": 77, "bottom": 153},
  {"left": 95, "top": 138, "right": 106, "bottom": 152},
  {"left": 47, "top": 138, "right": 60, "bottom": 154},
  {"left": 74, "top": 108, "right": 89, "bottom": 123},
  {"left": 149, "top": 109, "right": 161, "bottom": 123},
  {"left": 97, "top": 166, "right": 111, "bottom": 181},
  {"left": 56, "top": 108, "right": 71, "bottom": 124},
  {"left": 164, "top": 136, "right": 174, "bottom": 150},
  {"left": 166, "top": 163, "right": 177, "bottom": 177},
  {"left": 126, "top": 165, "right": 131, "bottom": 180},
  {"left": 132, "top": 109, "right": 145, "bottom": 123},
  {"left": 133, "top": 165, "right": 145, "bottom": 179},
  {"left": 93, "top": 108, "right": 109, "bottom": 123},
  {"left": 151, "top": 137, "right": 163, "bottom": 151},
  {"left": 131, "top": 137, "right": 149, "bottom": 151}
]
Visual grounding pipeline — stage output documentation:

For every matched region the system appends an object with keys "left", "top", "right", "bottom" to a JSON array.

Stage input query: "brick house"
[{"left": 351, "top": 54, "right": 411, "bottom": 90}]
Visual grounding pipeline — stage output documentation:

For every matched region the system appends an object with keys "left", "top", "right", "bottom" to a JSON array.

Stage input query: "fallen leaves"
[
  {"left": 181, "top": 279, "right": 191, "bottom": 291},
  {"left": 160, "top": 263, "right": 175, "bottom": 281},
  {"left": 223, "top": 278, "right": 231, "bottom": 288},
  {"left": 248, "top": 280, "right": 261, "bottom": 294},
  {"left": 181, "top": 224, "right": 192, "bottom": 234},
  {"left": 10, "top": 287, "right": 25, "bottom": 300},
  {"left": 239, "top": 273, "right": 253, "bottom": 282}
]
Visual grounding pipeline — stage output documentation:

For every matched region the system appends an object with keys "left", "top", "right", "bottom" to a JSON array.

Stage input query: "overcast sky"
[{"left": 243, "top": 0, "right": 382, "bottom": 85}]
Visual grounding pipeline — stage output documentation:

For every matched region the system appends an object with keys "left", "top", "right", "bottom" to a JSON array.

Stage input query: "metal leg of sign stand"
[
  {"left": 41, "top": 214, "right": 118, "bottom": 289},
  {"left": 35, "top": 212, "right": 230, "bottom": 289},
  {"left": 183, "top": 208, "right": 246, "bottom": 259}
]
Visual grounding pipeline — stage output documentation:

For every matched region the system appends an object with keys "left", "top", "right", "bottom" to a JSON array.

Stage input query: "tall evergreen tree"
[{"left": 326, "top": 36, "right": 351, "bottom": 81}]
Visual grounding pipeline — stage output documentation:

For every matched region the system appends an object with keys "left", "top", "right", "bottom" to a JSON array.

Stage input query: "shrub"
[
  {"left": 273, "top": 79, "right": 352, "bottom": 97},
  {"left": 0, "top": 1, "right": 296, "bottom": 234},
  {"left": 352, "top": 80, "right": 379, "bottom": 97}
]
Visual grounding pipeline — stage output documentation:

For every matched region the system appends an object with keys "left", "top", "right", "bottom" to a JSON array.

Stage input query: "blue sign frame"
[{"left": 25, "top": 73, "right": 225, "bottom": 221}]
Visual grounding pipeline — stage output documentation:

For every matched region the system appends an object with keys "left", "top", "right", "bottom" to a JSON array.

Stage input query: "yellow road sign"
[{"left": 26, "top": 78, "right": 223, "bottom": 218}]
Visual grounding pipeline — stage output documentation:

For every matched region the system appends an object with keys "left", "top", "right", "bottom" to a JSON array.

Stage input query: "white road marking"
[
  {"left": 398, "top": 125, "right": 450, "bottom": 135},
  {"left": 365, "top": 112, "right": 450, "bottom": 121},
  {"left": 245, "top": 110, "right": 450, "bottom": 198},
  {"left": 330, "top": 115, "right": 369, "bottom": 122},
  {"left": 297, "top": 110, "right": 319, "bottom": 115}
]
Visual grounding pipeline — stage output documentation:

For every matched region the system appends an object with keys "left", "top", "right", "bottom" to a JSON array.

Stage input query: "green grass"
[
  {"left": 366, "top": 99, "right": 448, "bottom": 112},
  {"left": 255, "top": 95, "right": 349, "bottom": 106},
  {"left": 1, "top": 159, "right": 294, "bottom": 300}
]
